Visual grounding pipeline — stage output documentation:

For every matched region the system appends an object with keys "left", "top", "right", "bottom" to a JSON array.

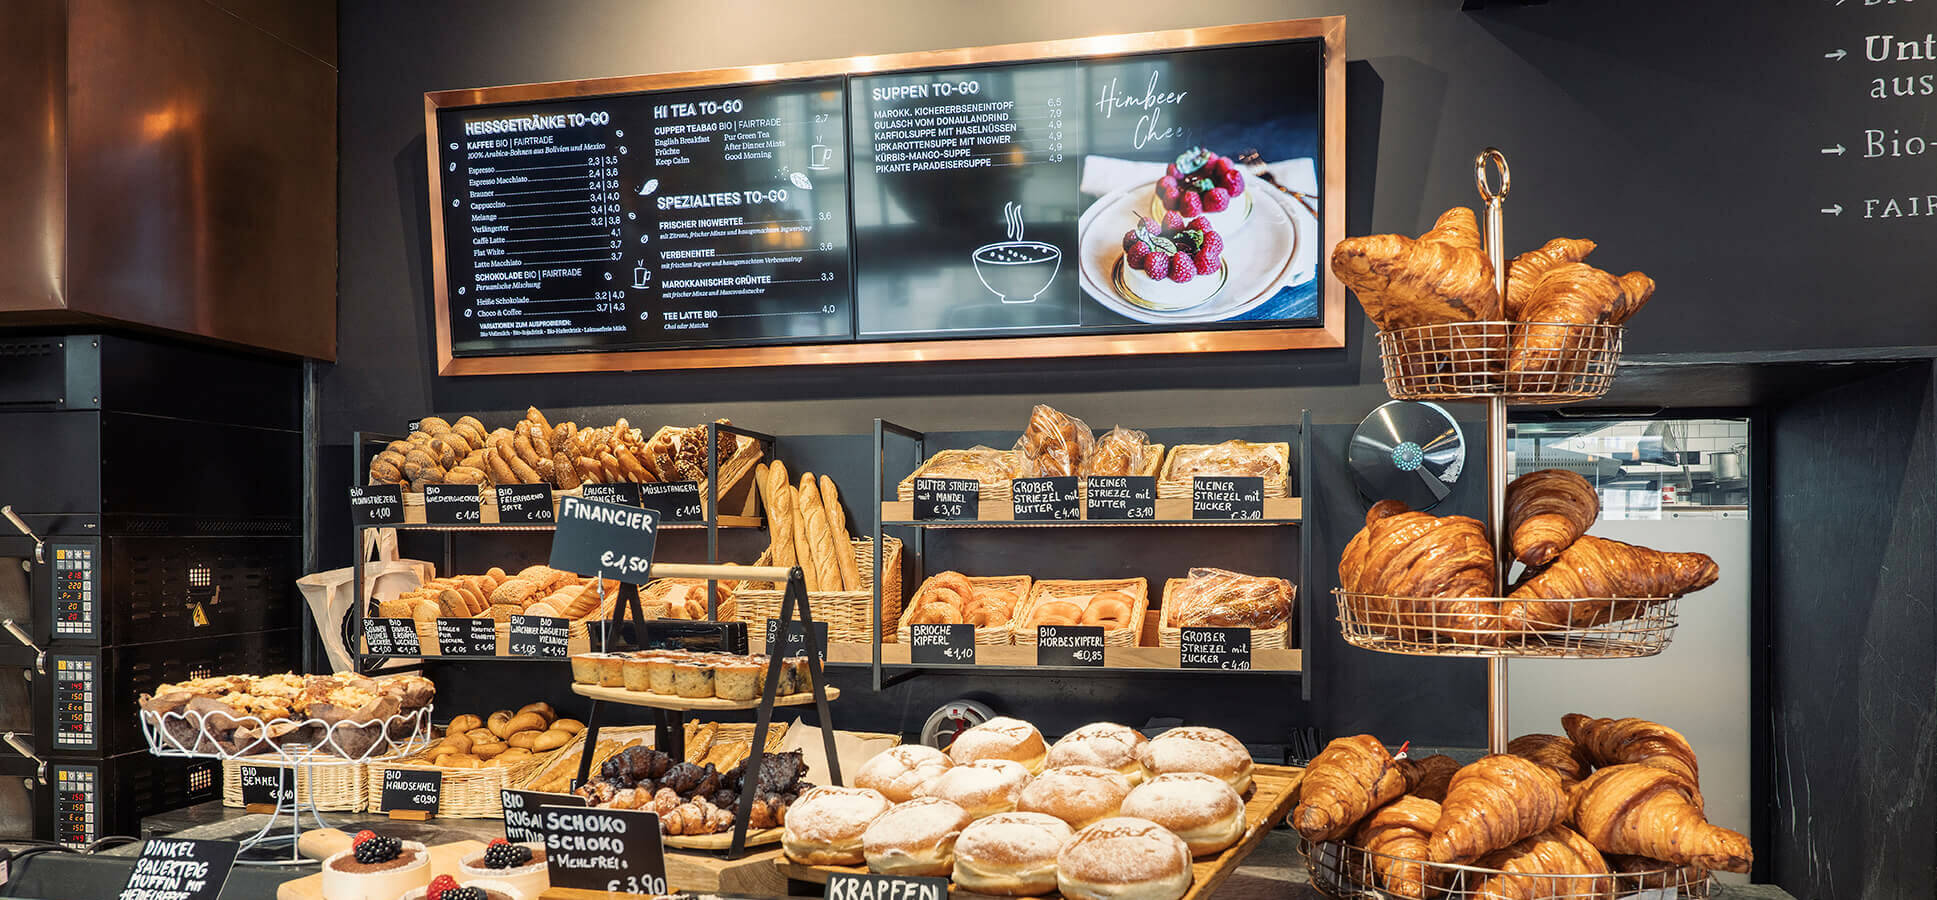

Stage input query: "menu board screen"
[{"left": 437, "top": 78, "right": 852, "bottom": 355}]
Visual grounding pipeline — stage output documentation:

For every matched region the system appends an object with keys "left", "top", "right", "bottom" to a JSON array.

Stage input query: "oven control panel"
[
  {"left": 53, "top": 763, "right": 98, "bottom": 848},
  {"left": 47, "top": 541, "right": 99, "bottom": 641},
  {"left": 50, "top": 654, "right": 97, "bottom": 751}
]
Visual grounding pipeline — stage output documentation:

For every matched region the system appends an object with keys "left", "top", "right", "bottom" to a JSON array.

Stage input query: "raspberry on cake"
[
  {"left": 1154, "top": 147, "right": 1250, "bottom": 235},
  {"left": 1116, "top": 213, "right": 1229, "bottom": 311}
]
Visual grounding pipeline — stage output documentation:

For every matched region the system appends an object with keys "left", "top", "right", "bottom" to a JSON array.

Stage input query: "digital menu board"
[{"left": 427, "top": 19, "right": 1343, "bottom": 371}]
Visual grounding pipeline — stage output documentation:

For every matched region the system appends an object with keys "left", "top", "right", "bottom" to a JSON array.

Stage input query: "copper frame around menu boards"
[{"left": 424, "top": 17, "right": 1346, "bottom": 375}]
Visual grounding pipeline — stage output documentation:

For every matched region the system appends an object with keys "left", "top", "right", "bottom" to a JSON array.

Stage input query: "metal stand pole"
[{"left": 1478, "top": 148, "right": 1511, "bottom": 755}]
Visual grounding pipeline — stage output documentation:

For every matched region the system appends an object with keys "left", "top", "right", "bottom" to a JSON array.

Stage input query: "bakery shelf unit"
[
  {"left": 347, "top": 422, "right": 775, "bottom": 669},
  {"left": 856, "top": 414, "right": 1313, "bottom": 686},
  {"left": 1309, "top": 150, "right": 1705, "bottom": 898}
]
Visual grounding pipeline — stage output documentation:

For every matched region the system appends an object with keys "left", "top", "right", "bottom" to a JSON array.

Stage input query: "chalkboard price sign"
[
  {"left": 1035, "top": 625, "right": 1106, "bottom": 667},
  {"left": 913, "top": 478, "right": 978, "bottom": 521},
  {"left": 1085, "top": 475, "right": 1157, "bottom": 520},
  {"left": 827, "top": 872, "right": 950, "bottom": 900},
  {"left": 539, "top": 805, "right": 667, "bottom": 895},
  {"left": 237, "top": 765, "right": 293, "bottom": 809},
  {"left": 766, "top": 618, "right": 829, "bottom": 662},
  {"left": 363, "top": 618, "right": 421, "bottom": 656},
  {"left": 117, "top": 838, "right": 238, "bottom": 900},
  {"left": 509, "top": 615, "right": 570, "bottom": 658},
  {"left": 581, "top": 482, "right": 643, "bottom": 506},
  {"left": 1192, "top": 477, "right": 1265, "bottom": 520},
  {"left": 349, "top": 484, "right": 403, "bottom": 527},
  {"left": 436, "top": 618, "right": 498, "bottom": 656},
  {"left": 909, "top": 623, "right": 976, "bottom": 665},
  {"left": 1179, "top": 627, "right": 1252, "bottom": 670},
  {"left": 549, "top": 496, "right": 660, "bottom": 585},
  {"left": 423, "top": 483, "right": 484, "bottom": 525},
  {"left": 501, "top": 788, "right": 584, "bottom": 844},
  {"left": 640, "top": 481, "right": 704, "bottom": 524},
  {"left": 1011, "top": 476, "right": 1080, "bottom": 521},
  {"left": 495, "top": 483, "right": 556, "bottom": 523},
  {"left": 381, "top": 768, "right": 442, "bottom": 817}
]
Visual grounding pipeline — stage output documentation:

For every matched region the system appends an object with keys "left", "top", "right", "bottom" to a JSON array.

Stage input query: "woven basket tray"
[
  {"left": 1013, "top": 578, "right": 1149, "bottom": 647},
  {"left": 1076, "top": 444, "right": 1165, "bottom": 498},
  {"left": 733, "top": 538, "right": 903, "bottom": 644},
  {"left": 221, "top": 756, "right": 367, "bottom": 812},
  {"left": 365, "top": 750, "right": 550, "bottom": 818},
  {"left": 896, "top": 574, "right": 1032, "bottom": 645},
  {"left": 1156, "top": 442, "right": 1292, "bottom": 499},
  {"left": 1155, "top": 577, "right": 1295, "bottom": 650},
  {"left": 894, "top": 449, "right": 1023, "bottom": 502}
]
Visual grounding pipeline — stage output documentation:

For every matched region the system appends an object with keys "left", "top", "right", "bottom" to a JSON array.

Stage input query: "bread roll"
[
  {"left": 952, "top": 811, "right": 1073, "bottom": 896},
  {"left": 1016, "top": 765, "right": 1132, "bottom": 829},
  {"left": 798, "top": 473, "right": 842, "bottom": 593},
  {"left": 782, "top": 786, "right": 892, "bottom": 866},
  {"left": 1056, "top": 817, "right": 1192, "bottom": 900},
  {"left": 1120, "top": 772, "right": 1246, "bottom": 856},
  {"left": 855, "top": 744, "right": 954, "bottom": 803},
  {"left": 947, "top": 717, "right": 1048, "bottom": 773},
  {"left": 863, "top": 797, "right": 974, "bottom": 877}
]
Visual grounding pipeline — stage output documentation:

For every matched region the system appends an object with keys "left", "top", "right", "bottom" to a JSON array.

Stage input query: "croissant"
[
  {"left": 1429, "top": 754, "right": 1567, "bottom": 863},
  {"left": 1403, "top": 753, "right": 1462, "bottom": 803},
  {"left": 1507, "top": 261, "right": 1653, "bottom": 377},
  {"left": 1340, "top": 501, "right": 1500, "bottom": 645},
  {"left": 1505, "top": 238, "right": 1597, "bottom": 320},
  {"left": 1505, "top": 734, "right": 1590, "bottom": 788},
  {"left": 1505, "top": 470, "right": 1599, "bottom": 566},
  {"left": 1353, "top": 796, "right": 1442, "bottom": 900},
  {"left": 1501, "top": 536, "right": 1719, "bottom": 632},
  {"left": 1470, "top": 825, "right": 1613, "bottom": 900},
  {"left": 1294, "top": 735, "right": 1411, "bottom": 842},
  {"left": 1560, "top": 714, "right": 1700, "bottom": 788},
  {"left": 1569, "top": 764, "right": 1751, "bottom": 873},
  {"left": 1332, "top": 207, "right": 1502, "bottom": 331}
]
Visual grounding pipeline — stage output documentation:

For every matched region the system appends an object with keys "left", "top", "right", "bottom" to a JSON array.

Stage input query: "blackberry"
[
  {"left": 483, "top": 841, "right": 532, "bottom": 869},
  {"left": 446, "top": 889, "right": 487, "bottom": 900},
  {"left": 353, "top": 834, "right": 402, "bottom": 864}
]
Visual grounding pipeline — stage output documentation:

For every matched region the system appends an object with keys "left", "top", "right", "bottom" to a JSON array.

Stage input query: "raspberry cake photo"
[
  {"left": 1150, "top": 147, "right": 1251, "bottom": 236},
  {"left": 1113, "top": 212, "right": 1230, "bottom": 311}
]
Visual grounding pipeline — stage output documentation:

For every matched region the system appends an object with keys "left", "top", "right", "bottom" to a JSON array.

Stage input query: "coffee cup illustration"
[{"left": 972, "top": 202, "right": 1062, "bottom": 304}]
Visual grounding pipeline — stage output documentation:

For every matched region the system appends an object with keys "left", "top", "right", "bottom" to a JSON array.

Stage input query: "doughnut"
[
  {"left": 952, "top": 811, "right": 1075, "bottom": 896},
  {"left": 1046, "top": 722, "right": 1149, "bottom": 783},
  {"left": 1028, "top": 601, "right": 1085, "bottom": 627},
  {"left": 781, "top": 785, "right": 892, "bottom": 866},
  {"left": 1056, "top": 817, "right": 1193, "bottom": 900},
  {"left": 946, "top": 716, "right": 1049, "bottom": 773},
  {"left": 912, "top": 602, "right": 965, "bottom": 625},
  {"left": 862, "top": 797, "right": 974, "bottom": 877},
  {"left": 1120, "top": 772, "right": 1246, "bottom": 856},
  {"left": 854, "top": 744, "right": 953, "bottom": 803},
  {"left": 1016, "top": 764, "right": 1132, "bottom": 829},
  {"left": 916, "top": 759, "right": 1033, "bottom": 819},
  {"left": 1135, "top": 726, "right": 1254, "bottom": 794},
  {"left": 1079, "top": 591, "right": 1134, "bottom": 629}
]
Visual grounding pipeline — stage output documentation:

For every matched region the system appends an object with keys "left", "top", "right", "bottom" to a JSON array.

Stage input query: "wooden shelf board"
[
  {"left": 749, "top": 638, "right": 1301, "bottom": 673},
  {"left": 570, "top": 682, "right": 839, "bottom": 710},
  {"left": 879, "top": 497, "right": 1300, "bottom": 525}
]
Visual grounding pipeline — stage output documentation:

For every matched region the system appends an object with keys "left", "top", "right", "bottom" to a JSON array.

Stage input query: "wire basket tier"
[
  {"left": 1332, "top": 589, "right": 1679, "bottom": 659},
  {"left": 139, "top": 706, "right": 436, "bottom": 764},
  {"left": 1375, "top": 321, "right": 1624, "bottom": 404},
  {"left": 1301, "top": 837, "right": 1712, "bottom": 899}
]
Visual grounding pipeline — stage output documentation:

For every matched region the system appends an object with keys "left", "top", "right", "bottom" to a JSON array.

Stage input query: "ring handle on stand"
[{"left": 1475, "top": 148, "right": 1510, "bottom": 204}]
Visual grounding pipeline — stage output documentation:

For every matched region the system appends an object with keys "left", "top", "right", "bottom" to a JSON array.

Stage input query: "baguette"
[
  {"left": 766, "top": 461, "right": 799, "bottom": 570},
  {"left": 820, "top": 475, "right": 863, "bottom": 591},
  {"left": 798, "top": 473, "right": 842, "bottom": 593},
  {"left": 787, "top": 477, "right": 819, "bottom": 591}
]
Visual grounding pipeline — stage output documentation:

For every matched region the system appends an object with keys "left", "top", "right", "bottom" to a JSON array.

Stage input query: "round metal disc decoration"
[{"left": 1349, "top": 400, "right": 1466, "bottom": 511}]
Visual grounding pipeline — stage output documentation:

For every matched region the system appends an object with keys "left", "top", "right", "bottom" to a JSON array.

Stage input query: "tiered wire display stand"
[
  {"left": 140, "top": 705, "right": 435, "bottom": 864},
  {"left": 1311, "top": 149, "right": 1709, "bottom": 898}
]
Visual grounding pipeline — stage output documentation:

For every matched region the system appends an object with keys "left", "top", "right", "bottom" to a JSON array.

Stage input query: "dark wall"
[{"left": 1769, "top": 361, "right": 1937, "bottom": 899}]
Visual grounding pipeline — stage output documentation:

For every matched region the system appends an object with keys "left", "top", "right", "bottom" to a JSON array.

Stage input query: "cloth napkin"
[{"left": 1081, "top": 154, "right": 1318, "bottom": 198}]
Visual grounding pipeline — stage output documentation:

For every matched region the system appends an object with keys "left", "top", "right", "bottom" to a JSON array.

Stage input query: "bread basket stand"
[
  {"left": 138, "top": 706, "right": 435, "bottom": 865},
  {"left": 1314, "top": 150, "right": 1710, "bottom": 898}
]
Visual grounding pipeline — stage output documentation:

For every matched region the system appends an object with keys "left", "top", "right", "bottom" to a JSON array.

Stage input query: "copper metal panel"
[
  {"left": 427, "top": 17, "right": 1347, "bottom": 375},
  {"left": 63, "top": 0, "right": 338, "bottom": 360},
  {"left": 0, "top": 0, "right": 67, "bottom": 312}
]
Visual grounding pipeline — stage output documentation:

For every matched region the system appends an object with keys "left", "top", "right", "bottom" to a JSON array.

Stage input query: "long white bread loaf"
[
  {"left": 797, "top": 473, "right": 842, "bottom": 594},
  {"left": 779, "top": 463, "right": 819, "bottom": 591},
  {"left": 764, "top": 461, "right": 798, "bottom": 569},
  {"left": 820, "top": 475, "right": 862, "bottom": 591}
]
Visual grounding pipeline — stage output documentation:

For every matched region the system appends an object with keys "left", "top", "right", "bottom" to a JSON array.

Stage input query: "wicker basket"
[
  {"left": 1156, "top": 442, "right": 1292, "bottom": 499},
  {"left": 1375, "top": 321, "right": 1624, "bottom": 405},
  {"left": 896, "top": 574, "right": 1032, "bottom": 645},
  {"left": 1013, "top": 578, "right": 1149, "bottom": 647},
  {"left": 732, "top": 538, "right": 903, "bottom": 644},
  {"left": 894, "top": 449, "right": 1023, "bottom": 502},
  {"left": 1331, "top": 589, "right": 1680, "bottom": 659},
  {"left": 221, "top": 756, "right": 367, "bottom": 811},
  {"left": 642, "top": 426, "right": 766, "bottom": 517},
  {"left": 1155, "top": 577, "right": 1294, "bottom": 650},
  {"left": 365, "top": 751, "right": 550, "bottom": 818},
  {"left": 637, "top": 575, "right": 742, "bottom": 623}
]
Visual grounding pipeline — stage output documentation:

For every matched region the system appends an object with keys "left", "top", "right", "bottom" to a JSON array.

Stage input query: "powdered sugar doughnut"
[
  {"left": 947, "top": 716, "right": 1048, "bottom": 772},
  {"left": 855, "top": 744, "right": 953, "bottom": 803},
  {"left": 1120, "top": 772, "right": 1246, "bottom": 856},
  {"left": 916, "top": 759, "right": 1033, "bottom": 819},
  {"left": 952, "top": 811, "right": 1076, "bottom": 896},
  {"left": 1136, "top": 725, "right": 1253, "bottom": 794},
  {"left": 1057, "top": 816, "right": 1192, "bottom": 900},
  {"left": 863, "top": 797, "right": 974, "bottom": 877},
  {"left": 782, "top": 785, "right": 892, "bottom": 865},
  {"left": 1016, "top": 764, "right": 1132, "bottom": 829},
  {"left": 1046, "top": 722, "right": 1149, "bottom": 783}
]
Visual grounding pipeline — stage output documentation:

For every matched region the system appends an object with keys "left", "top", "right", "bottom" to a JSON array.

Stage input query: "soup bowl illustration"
[{"left": 972, "top": 240, "right": 1063, "bottom": 304}]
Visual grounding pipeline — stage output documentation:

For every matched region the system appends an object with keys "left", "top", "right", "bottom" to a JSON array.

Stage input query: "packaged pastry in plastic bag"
[
  {"left": 1166, "top": 439, "right": 1287, "bottom": 479},
  {"left": 917, "top": 446, "right": 1018, "bottom": 486},
  {"left": 1084, "top": 425, "right": 1159, "bottom": 477},
  {"left": 1167, "top": 567, "right": 1294, "bottom": 629},
  {"left": 1013, "top": 404, "right": 1095, "bottom": 477}
]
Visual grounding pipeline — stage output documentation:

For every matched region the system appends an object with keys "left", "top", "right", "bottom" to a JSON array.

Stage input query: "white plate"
[{"left": 1078, "top": 179, "right": 1314, "bottom": 324}]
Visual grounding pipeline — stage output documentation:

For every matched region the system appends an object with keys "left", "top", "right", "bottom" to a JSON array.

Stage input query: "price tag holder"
[
  {"left": 766, "top": 618, "right": 829, "bottom": 661},
  {"left": 909, "top": 623, "right": 975, "bottom": 665},
  {"left": 913, "top": 477, "right": 978, "bottom": 521},
  {"left": 116, "top": 837, "right": 238, "bottom": 900},
  {"left": 349, "top": 484, "right": 403, "bottom": 527},
  {"left": 581, "top": 482, "right": 642, "bottom": 506},
  {"left": 1035, "top": 625, "right": 1106, "bottom": 668},
  {"left": 381, "top": 768, "right": 442, "bottom": 820},
  {"left": 1085, "top": 475, "right": 1157, "bottom": 520},
  {"left": 1179, "top": 627, "right": 1252, "bottom": 670},
  {"left": 1192, "top": 476, "right": 1265, "bottom": 520},
  {"left": 363, "top": 618, "right": 420, "bottom": 656},
  {"left": 435, "top": 618, "right": 497, "bottom": 656},
  {"left": 423, "top": 483, "right": 484, "bottom": 525},
  {"left": 540, "top": 805, "right": 667, "bottom": 895},
  {"left": 500, "top": 789, "right": 584, "bottom": 844},
  {"left": 826, "top": 872, "right": 950, "bottom": 900},
  {"left": 508, "top": 615, "right": 570, "bottom": 658},
  {"left": 549, "top": 496, "right": 660, "bottom": 585},
  {"left": 495, "top": 483, "right": 556, "bottom": 524},
  {"left": 1011, "top": 476, "right": 1080, "bottom": 521},
  {"left": 640, "top": 481, "right": 704, "bottom": 524},
  {"left": 237, "top": 764, "right": 293, "bottom": 812}
]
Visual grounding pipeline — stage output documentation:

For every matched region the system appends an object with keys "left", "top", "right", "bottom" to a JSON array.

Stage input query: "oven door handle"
[
  {"left": 1, "top": 620, "right": 44, "bottom": 674},
  {"left": 2, "top": 732, "right": 44, "bottom": 784},
  {"left": 2, "top": 506, "right": 43, "bottom": 564}
]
